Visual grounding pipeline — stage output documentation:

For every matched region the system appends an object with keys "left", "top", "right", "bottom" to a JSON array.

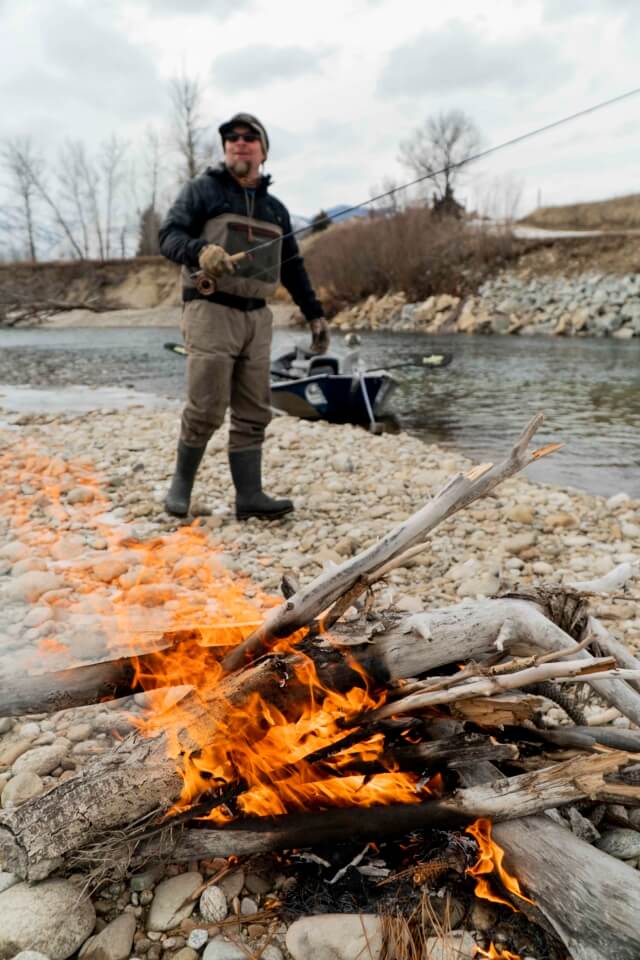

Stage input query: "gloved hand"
[
  {"left": 198, "top": 244, "right": 235, "bottom": 278},
  {"left": 309, "top": 317, "right": 330, "bottom": 355}
]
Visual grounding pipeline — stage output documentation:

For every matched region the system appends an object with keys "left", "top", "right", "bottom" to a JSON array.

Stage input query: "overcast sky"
[{"left": 2, "top": 0, "right": 639, "bottom": 218}]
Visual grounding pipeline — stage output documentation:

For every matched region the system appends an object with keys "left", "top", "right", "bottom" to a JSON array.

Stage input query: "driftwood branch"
[{"left": 223, "top": 413, "right": 554, "bottom": 672}]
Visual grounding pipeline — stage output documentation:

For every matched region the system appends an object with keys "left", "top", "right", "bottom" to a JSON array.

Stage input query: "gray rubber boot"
[
  {"left": 164, "top": 441, "right": 206, "bottom": 517},
  {"left": 229, "top": 448, "right": 293, "bottom": 520}
]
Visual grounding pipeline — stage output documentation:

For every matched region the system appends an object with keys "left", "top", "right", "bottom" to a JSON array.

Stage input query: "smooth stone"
[
  {"left": 3, "top": 572, "right": 62, "bottom": 603},
  {"left": 12, "top": 745, "right": 68, "bottom": 777},
  {"left": 12, "top": 954, "right": 53, "bottom": 960},
  {"left": 186, "top": 929, "right": 209, "bottom": 950},
  {"left": 217, "top": 869, "right": 245, "bottom": 902},
  {"left": 0, "top": 871, "right": 18, "bottom": 893},
  {"left": 146, "top": 872, "right": 202, "bottom": 932},
  {"left": 174, "top": 950, "right": 199, "bottom": 960},
  {"left": 596, "top": 828, "right": 640, "bottom": 860},
  {"left": 1, "top": 771, "right": 44, "bottom": 808},
  {"left": 286, "top": 914, "right": 383, "bottom": 960},
  {"left": 202, "top": 939, "right": 247, "bottom": 960},
  {"left": 130, "top": 863, "right": 166, "bottom": 892},
  {"left": 0, "top": 879, "right": 96, "bottom": 960},
  {"left": 424, "top": 932, "right": 478, "bottom": 959},
  {"left": 79, "top": 913, "right": 136, "bottom": 960},
  {"left": 199, "top": 885, "right": 228, "bottom": 923}
]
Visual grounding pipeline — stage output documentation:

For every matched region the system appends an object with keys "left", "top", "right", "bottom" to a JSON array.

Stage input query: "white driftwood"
[
  {"left": 382, "top": 597, "right": 640, "bottom": 726},
  {"left": 461, "top": 761, "right": 640, "bottom": 960},
  {"left": 588, "top": 615, "right": 640, "bottom": 695},
  {"left": 223, "top": 413, "right": 555, "bottom": 671},
  {"left": 569, "top": 560, "right": 639, "bottom": 594},
  {"left": 359, "top": 657, "right": 633, "bottom": 723}
]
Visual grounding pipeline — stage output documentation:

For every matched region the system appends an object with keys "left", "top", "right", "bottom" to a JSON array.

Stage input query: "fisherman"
[{"left": 159, "top": 112, "right": 329, "bottom": 520}]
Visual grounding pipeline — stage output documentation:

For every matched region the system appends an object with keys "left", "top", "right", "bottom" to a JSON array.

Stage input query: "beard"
[{"left": 228, "top": 158, "right": 251, "bottom": 177}]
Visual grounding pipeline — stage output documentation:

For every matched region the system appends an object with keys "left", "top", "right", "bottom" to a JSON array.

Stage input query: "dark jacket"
[{"left": 158, "top": 165, "right": 324, "bottom": 321}]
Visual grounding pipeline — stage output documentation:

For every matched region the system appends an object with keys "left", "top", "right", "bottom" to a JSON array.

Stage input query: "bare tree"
[
  {"left": 2, "top": 136, "right": 40, "bottom": 261},
  {"left": 369, "top": 175, "right": 405, "bottom": 216},
  {"left": 398, "top": 109, "right": 482, "bottom": 208},
  {"left": 57, "top": 140, "right": 93, "bottom": 258},
  {"left": 101, "top": 134, "right": 128, "bottom": 258},
  {"left": 169, "top": 71, "right": 218, "bottom": 182}
]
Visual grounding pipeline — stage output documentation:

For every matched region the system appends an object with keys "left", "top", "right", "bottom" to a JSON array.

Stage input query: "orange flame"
[
  {"left": 2, "top": 441, "right": 431, "bottom": 819},
  {"left": 466, "top": 819, "right": 534, "bottom": 911},
  {"left": 473, "top": 945, "right": 522, "bottom": 960}
]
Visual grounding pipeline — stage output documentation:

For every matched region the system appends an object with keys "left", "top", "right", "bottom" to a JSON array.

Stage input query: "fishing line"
[{"left": 235, "top": 84, "right": 640, "bottom": 279}]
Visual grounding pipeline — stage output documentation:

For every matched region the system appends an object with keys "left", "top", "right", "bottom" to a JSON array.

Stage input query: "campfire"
[{"left": 1, "top": 413, "right": 640, "bottom": 960}]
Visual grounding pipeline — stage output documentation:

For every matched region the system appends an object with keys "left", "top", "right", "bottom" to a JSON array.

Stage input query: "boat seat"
[{"left": 308, "top": 357, "right": 339, "bottom": 376}]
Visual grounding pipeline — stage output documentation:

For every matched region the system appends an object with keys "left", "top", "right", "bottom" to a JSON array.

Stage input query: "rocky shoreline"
[
  {"left": 1, "top": 407, "right": 639, "bottom": 958},
  {"left": 330, "top": 270, "right": 640, "bottom": 338}
]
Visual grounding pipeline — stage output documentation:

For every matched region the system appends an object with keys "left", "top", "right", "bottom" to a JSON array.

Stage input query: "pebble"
[
  {"left": 202, "top": 939, "right": 249, "bottom": 960},
  {"left": 12, "top": 744, "right": 68, "bottom": 777},
  {"left": 1, "top": 771, "right": 45, "bottom": 807},
  {"left": 425, "top": 932, "right": 478, "bottom": 959},
  {"left": 187, "top": 928, "right": 210, "bottom": 950},
  {"left": 199, "top": 885, "right": 228, "bottom": 923},
  {"left": 79, "top": 913, "right": 136, "bottom": 960},
  {"left": 0, "top": 879, "right": 96, "bottom": 960},
  {"left": 286, "top": 914, "right": 383, "bottom": 960},
  {"left": 596, "top": 828, "right": 640, "bottom": 860},
  {"left": 146, "top": 872, "right": 202, "bottom": 932}
]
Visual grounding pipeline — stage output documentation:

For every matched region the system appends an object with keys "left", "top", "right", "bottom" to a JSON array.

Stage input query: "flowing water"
[{"left": 1, "top": 325, "right": 639, "bottom": 498}]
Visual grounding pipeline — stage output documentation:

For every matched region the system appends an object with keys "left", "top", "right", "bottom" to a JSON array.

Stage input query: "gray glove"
[{"left": 309, "top": 317, "right": 330, "bottom": 355}]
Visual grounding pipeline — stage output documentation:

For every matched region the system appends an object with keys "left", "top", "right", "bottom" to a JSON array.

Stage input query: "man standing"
[{"left": 159, "top": 112, "right": 329, "bottom": 520}]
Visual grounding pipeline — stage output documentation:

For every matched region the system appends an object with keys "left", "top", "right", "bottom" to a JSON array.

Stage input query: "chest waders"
[{"left": 165, "top": 210, "right": 293, "bottom": 520}]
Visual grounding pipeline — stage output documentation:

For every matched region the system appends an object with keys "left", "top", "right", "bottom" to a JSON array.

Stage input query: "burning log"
[
  {"left": 461, "top": 762, "right": 640, "bottom": 960},
  {"left": 89, "top": 752, "right": 634, "bottom": 868}
]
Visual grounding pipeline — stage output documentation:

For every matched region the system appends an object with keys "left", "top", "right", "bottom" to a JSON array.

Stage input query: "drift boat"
[
  {"left": 269, "top": 347, "right": 397, "bottom": 428},
  {"left": 163, "top": 341, "right": 450, "bottom": 430}
]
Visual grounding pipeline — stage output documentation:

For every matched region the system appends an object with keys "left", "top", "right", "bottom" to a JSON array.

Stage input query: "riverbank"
[
  {"left": 329, "top": 268, "right": 640, "bottom": 338},
  {"left": 1, "top": 408, "right": 639, "bottom": 957}
]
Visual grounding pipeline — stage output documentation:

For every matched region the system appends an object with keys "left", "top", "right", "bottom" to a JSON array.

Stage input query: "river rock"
[
  {"left": 146, "top": 872, "right": 202, "bottom": 931},
  {"left": 0, "top": 872, "right": 18, "bottom": 893},
  {"left": 1, "top": 771, "right": 45, "bottom": 808},
  {"left": 596, "top": 828, "right": 640, "bottom": 860},
  {"left": 424, "top": 932, "right": 478, "bottom": 959},
  {"left": 199, "top": 885, "right": 228, "bottom": 923},
  {"left": 0, "top": 879, "right": 96, "bottom": 960},
  {"left": 12, "top": 744, "right": 68, "bottom": 776},
  {"left": 3, "top": 571, "right": 62, "bottom": 603},
  {"left": 79, "top": 913, "right": 136, "bottom": 960},
  {"left": 12, "top": 952, "right": 53, "bottom": 960},
  {"left": 218, "top": 869, "right": 245, "bottom": 902},
  {"left": 202, "top": 939, "right": 247, "bottom": 960},
  {"left": 285, "top": 914, "right": 383, "bottom": 960}
]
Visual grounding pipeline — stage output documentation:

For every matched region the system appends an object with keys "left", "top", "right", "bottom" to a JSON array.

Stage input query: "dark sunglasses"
[{"left": 225, "top": 132, "right": 260, "bottom": 143}]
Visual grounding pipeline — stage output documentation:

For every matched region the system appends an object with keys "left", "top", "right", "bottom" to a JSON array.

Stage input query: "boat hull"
[{"left": 270, "top": 373, "right": 396, "bottom": 425}]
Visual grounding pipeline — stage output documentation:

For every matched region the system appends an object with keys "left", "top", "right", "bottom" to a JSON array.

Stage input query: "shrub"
[{"left": 303, "top": 206, "right": 518, "bottom": 311}]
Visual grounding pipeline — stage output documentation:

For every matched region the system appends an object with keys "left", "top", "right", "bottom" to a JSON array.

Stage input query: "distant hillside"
[
  {"left": 325, "top": 204, "right": 368, "bottom": 223},
  {"left": 522, "top": 194, "right": 640, "bottom": 232}
]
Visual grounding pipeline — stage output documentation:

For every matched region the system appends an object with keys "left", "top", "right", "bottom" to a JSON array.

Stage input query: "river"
[{"left": 0, "top": 325, "right": 639, "bottom": 498}]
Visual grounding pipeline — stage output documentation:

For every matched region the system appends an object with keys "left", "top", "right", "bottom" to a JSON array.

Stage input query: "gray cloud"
[
  {"left": 211, "top": 45, "right": 325, "bottom": 91},
  {"left": 19, "top": 4, "right": 158, "bottom": 120},
  {"left": 377, "top": 20, "right": 570, "bottom": 97},
  {"left": 544, "top": 0, "right": 636, "bottom": 17},
  {"left": 142, "top": 0, "right": 251, "bottom": 14}
]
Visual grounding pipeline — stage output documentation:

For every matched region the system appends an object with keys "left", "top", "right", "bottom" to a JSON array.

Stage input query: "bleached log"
[
  {"left": 354, "top": 657, "right": 627, "bottom": 724},
  {"left": 588, "top": 615, "right": 640, "bottom": 695},
  {"left": 223, "top": 413, "right": 556, "bottom": 671},
  {"left": 460, "top": 761, "right": 640, "bottom": 960},
  {"left": 569, "top": 560, "right": 639, "bottom": 594}
]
